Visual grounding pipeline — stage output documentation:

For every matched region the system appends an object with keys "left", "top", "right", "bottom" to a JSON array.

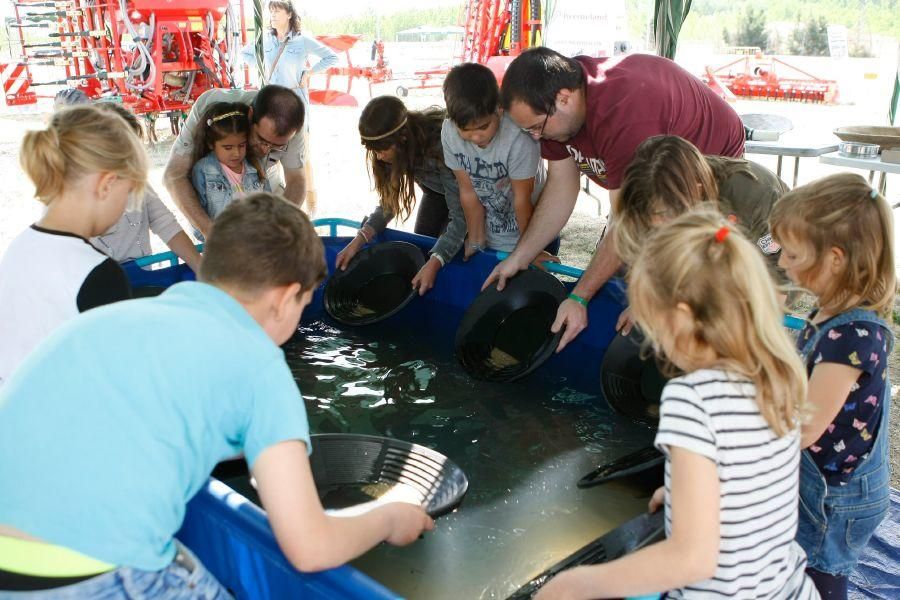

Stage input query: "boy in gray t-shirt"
[{"left": 441, "top": 63, "right": 547, "bottom": 255}]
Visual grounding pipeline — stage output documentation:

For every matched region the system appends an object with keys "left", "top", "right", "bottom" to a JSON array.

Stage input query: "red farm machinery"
[
  {"left": 3, "top": 0, "right": 249, "bottom": 131},
  {"left": 704, "top": 52, "right": 839, "bottom": 104}
]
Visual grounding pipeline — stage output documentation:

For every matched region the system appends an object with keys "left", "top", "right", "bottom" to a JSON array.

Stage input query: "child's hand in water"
[
  {"left": 383, "top": 503, "right": 434, "bottom": 546},
  {"left": 648, "top": 486, "right": 665, "bottom": 513},
  {"left": 412, "top": 256, "right": 442, "bottom": 296}
]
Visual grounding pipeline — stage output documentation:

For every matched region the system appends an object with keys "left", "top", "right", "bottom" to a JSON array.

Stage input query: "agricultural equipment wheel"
[{"left": 396, "top": 86, "right": 408, "bottom": 97}]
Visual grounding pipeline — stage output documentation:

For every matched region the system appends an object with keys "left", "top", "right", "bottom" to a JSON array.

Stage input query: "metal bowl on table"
[{"left": 838, "top": 141, "right": 880, "bottom": 159}]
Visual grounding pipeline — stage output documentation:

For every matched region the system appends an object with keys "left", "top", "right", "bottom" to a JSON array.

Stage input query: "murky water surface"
[{"left": 273, "top": 317, "right": 656, "bottom": 599}]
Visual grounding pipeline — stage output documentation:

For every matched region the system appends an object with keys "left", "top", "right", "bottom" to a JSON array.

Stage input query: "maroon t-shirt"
[{"left": 542, "top": 54, "right": 745, "bottom": 189}]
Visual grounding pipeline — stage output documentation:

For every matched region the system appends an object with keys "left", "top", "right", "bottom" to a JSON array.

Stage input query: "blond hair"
[
  {"left": 770, "top": 173, "right": 895, "bottom": 318},
  {"left": 20, "top": 105, "right": 147, "bottom": 206},
  {"left": 628, "top": 208, "right": 807, "bottom": 436}
]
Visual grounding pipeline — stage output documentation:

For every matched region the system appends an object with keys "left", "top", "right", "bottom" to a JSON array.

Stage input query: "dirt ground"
[{"left": 0, "top": 94, "right": 897, "bottom": 488}]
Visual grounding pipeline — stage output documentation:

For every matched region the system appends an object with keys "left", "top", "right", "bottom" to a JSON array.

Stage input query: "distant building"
[{"left": 396, "top": 25, "right": 464, "bottom": 43}]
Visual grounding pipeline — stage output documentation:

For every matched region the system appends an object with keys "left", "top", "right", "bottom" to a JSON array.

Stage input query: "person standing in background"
[{"left": 243, "top": 0, "right": 338, "bottom": 216}]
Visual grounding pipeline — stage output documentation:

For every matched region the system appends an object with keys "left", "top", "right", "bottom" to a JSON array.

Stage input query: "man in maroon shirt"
[{"left": 484, "top": 47, "right": 745, "bottom": 351}]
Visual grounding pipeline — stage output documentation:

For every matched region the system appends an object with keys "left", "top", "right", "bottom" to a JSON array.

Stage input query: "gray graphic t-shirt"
[{"left": 442, "top": 115, "right": 544, "bottom": 252}]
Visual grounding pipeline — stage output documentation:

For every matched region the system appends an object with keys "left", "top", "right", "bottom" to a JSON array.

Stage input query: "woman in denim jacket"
[
  {"left": 190, "top": 103, "right": 269, "bottom": 238},
  {"left": 771, "top": 174, "right": 895, "bottom": 600}
]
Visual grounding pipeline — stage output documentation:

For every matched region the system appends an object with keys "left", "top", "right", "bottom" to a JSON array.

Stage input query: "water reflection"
[{"left": 282, "top": 320, "right": 656, "bottom": 599}]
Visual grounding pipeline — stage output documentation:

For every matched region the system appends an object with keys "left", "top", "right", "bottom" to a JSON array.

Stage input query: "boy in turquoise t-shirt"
[{"left": 0, "top": 193, "right": 433, "bottom": 597}]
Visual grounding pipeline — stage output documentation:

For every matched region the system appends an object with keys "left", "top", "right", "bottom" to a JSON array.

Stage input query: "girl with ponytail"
[{"left": 0, "top": 105, "right": 147, "bottom": 385}]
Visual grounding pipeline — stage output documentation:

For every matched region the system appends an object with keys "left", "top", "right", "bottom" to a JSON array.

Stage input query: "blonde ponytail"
[
  {"left": 19, "top": 105, "right": 147, "bottom": 205},
  {"left": 628, "top": 207, "right": 807, "bottom": 436}
]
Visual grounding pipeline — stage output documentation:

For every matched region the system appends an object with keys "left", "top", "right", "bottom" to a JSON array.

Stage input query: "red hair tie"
[{"left": 714, "top": 226, "right": 730, "bottom": 243}]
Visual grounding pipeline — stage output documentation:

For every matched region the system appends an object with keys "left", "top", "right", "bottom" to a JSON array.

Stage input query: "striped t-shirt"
[{"left": 654, "top": 369, "right": 818, "bottom": 599}]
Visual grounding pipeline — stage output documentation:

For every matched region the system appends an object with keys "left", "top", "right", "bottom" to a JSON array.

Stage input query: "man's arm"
[
  {"left": 509, "top": 156, "right": 580, "bottom": 264},
  {"left": 571, "top": 189, "right": 622, "bottom": 302},
  {"left": 552, "top": 188, "right": 623, "bottom": 351},
  {"left": 282, "top": 167, "right": 308, "bottom": 209},
  {"left": 164, "top": 150, "right": 213, "bottom": 239},
  {"left": 482, "top": 157, "right": 580, "bottom": 291}
]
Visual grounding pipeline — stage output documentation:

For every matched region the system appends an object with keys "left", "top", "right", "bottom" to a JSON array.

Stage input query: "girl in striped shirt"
[{"left": 535, "top": 208, "right": 818, "bottom": 599}]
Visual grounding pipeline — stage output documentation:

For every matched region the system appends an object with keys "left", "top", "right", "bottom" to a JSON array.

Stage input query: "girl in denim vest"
[
  {"left": 190, "top": 103, "right": 269, "bottom": 236},
  {"left": 771, "top": 173, "right": 895, "bottom": 600}
]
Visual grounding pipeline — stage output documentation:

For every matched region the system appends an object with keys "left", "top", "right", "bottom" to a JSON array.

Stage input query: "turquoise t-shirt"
[{"left": 0, "top": 282, "right": 310, "bottom": 570}]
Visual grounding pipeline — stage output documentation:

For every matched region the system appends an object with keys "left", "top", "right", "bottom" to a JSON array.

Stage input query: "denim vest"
[
  {"left": 190, "top": 154, "right": 268, "bottom": 239},
  {"left": 795, "top": 308, "right": 893, "bottom": 575}
]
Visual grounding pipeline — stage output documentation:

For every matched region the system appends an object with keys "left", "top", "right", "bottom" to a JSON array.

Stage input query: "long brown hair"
[
  {"left": 628, "top": 208, "right": 807, "bottom": 436},
  {"left": 358, "top": 95, "right": 445, "bottom": 222},
  {"left": 616, "top": 135, "right": 753, "bottom": 266},
  {"left": 770, "top": 173, "right": 895, "bottom": 318}
]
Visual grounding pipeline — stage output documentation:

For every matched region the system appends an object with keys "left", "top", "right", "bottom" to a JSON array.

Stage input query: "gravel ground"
[{"left": 0, "top": 100, "right": 897, "bottom": 488}]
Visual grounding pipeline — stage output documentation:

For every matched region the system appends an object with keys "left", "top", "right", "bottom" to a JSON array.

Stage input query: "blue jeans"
[
  {"left": 795, "top": 308, "right": 893, "bottom": 576},
  {"left": 0, "top": 544, "right": 232, "bottom": 599}
]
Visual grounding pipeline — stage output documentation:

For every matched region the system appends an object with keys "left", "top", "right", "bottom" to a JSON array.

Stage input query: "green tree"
[
  {"left": 722, "top": 7, "right": 769, "bottom": 51},
  {"left": 789, "top": 16, "right": 830, "bottom": 56}
]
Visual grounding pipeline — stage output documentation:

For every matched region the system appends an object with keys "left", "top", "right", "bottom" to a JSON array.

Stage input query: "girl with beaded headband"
[
  {"left": 536, "top": 209, "right": 817, "bottom": 599},
  {"left": 770, "top": 173, "right": 896, "bottom": 599},
  {"left": 335, "top": 95, "right": 466, "bottom": 296},
  {"left": 190, "top": 103, "right": 269, "bottom": 236}
]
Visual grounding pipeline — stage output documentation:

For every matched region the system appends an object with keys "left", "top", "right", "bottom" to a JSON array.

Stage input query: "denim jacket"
[
  {"left": 190, "top": 153, "right": 268, "bottom": 227},
  {"left": 795, "top": 308, "right": 893, "bottom": 575}
]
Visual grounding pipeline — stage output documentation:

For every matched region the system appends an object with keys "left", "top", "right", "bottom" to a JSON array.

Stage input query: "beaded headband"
[
  {"left": 207, "top": 111, "right": 243, "bottom": 126},
  {"left": 360, "top": 117, "right": 408, "bottom": 141}
]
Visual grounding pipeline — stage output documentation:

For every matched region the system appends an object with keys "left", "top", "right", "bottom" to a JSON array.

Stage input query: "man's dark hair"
[
  {"left": 443, "top": 63, "right": 499, "bottom": 127},
  {"left": 200, "top": 192, "right": 326, "bottom": 295},
  {"left": 500, "top": 47, "right": 584, "bottom": 114},
  {"left": 251, "top": 84, "right": 305, "bottom": 136}
]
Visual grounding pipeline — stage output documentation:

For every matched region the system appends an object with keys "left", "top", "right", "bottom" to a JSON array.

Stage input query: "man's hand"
[
  {"left": 482, "top": 253, "right": 528, "bottom": 292},
  {"left": 552, "top": 298, "right": 588, "bottom": 353},
  {"left": 615, "top": 306, "right": 636, "bottom": 336},
  {"left": 335, "top": 235, "right": 365, "bottom": 271},
  {"left": 411, "top": 256, "right": 442, "bottom": 296}
]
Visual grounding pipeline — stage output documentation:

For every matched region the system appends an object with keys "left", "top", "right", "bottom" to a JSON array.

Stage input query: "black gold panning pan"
[
  {"left": 309, "top": 433, "right": 468, "bottom": 518},
  {"left": 455, "top": 269, "right": 567, "bottom": 382},
  {"left": 507, "top": 510, "right": 665, "bottom": 599},
  {"left": 324, "top": 241, "right": 425, "bottom": 326},
  {"left": 600, "top": 329, "right": 668, "bottom": 425},
  {"left": 212, "top": 433, "right": 468, "bottom": 518}
]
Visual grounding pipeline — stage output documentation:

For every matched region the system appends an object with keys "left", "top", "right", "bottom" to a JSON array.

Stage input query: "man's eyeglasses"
[
  {"left": 521, "top": 106, "right": 553, "bottom": 138},
  {"left": 252, "top": 129, "right": 288, "bottom": 153}
]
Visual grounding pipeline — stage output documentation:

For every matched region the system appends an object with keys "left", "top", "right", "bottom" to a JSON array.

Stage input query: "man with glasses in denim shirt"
[
  {"left": 485, "top": 47, "right": 745, "bottom": 352},
  {"left": 164, "top": 85, "right": 306, "bottom": 239}
]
